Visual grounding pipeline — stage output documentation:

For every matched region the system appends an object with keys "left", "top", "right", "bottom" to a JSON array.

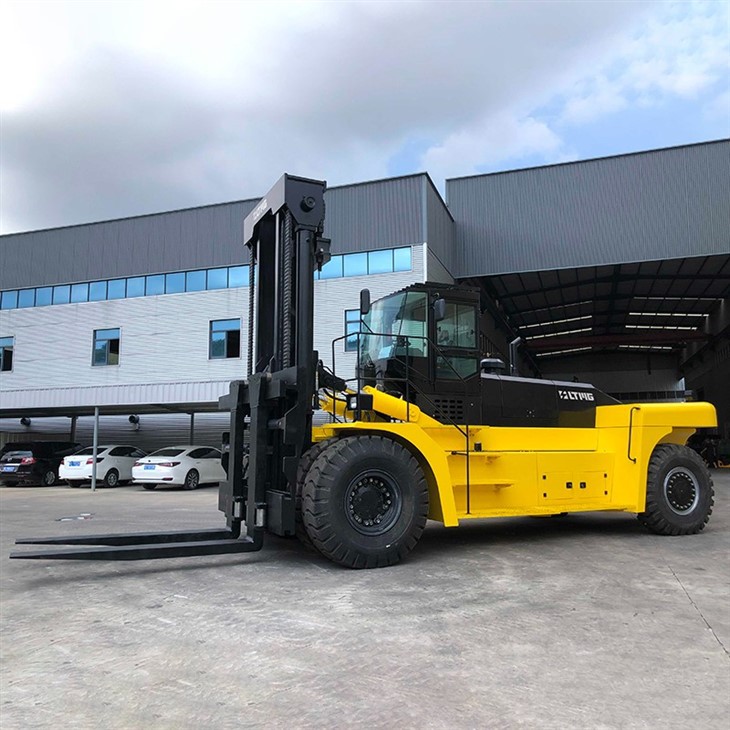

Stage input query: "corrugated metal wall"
[
  {"left": 447, "top": 140, "right": 730, "bottom": 277},
  {"left": 323, "top": 175, "right": 425, "bottom": 253},
  {"left": 424, "top": 177, "right": 456, "bottom": 277},
  {"left": 0, "top": 176, "right": 431, "bottom": 290},
  {"left": 0, "top": 202, "right": 257, "bottom": 290}
]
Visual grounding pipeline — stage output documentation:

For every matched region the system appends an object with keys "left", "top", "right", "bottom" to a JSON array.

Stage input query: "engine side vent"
[{"left": 432, "top": 398, "right": 465, "bottom": 424}]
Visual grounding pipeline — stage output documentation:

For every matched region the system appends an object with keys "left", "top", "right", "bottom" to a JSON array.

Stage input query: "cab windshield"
[{"left": 359, "top": 291, "right": 428, "bottom": 365}]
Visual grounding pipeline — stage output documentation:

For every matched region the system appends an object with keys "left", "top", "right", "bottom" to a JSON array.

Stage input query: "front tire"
[
  {"left": 301, "top": 435, "right": 428, "bottom": 569},
  {"left": 183, "top": 469, "right": 199, "bottom": 490},
  {"left": 638, "top": 444, "right": 714, "bottom": 535},
  {"left": 295, "top": 439, "right": 335, "bottom": 551}
]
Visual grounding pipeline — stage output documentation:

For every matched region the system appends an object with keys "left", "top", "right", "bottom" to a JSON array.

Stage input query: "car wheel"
[
  {"left": 103, "top": 469, "right": 120, "bottom": 488},
  {"left": 42, "top": 469, "right": 57, "bottom": 486},
  {"left": 183, "top": 469, "right": 200, "bottom": 490},
  {"left": 142, "top": 484, "right": 157, "bottom": 491}
]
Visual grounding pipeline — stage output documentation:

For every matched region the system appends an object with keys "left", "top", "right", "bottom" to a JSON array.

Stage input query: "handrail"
[{"left": 329, "top": 329, "right": 473, "bottom": 437}]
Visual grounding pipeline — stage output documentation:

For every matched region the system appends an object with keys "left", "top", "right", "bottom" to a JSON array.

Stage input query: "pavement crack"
[{"left": 668, "top": 563, "right": 729, "bottom": 660}]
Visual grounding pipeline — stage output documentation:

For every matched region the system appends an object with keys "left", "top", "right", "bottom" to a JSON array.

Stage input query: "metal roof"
[
  {"left": 462, "top": 253, "right": 730, "bottom": 360},
  {"left": 447, "top": 140, "right": 730, "bottom": 277}
]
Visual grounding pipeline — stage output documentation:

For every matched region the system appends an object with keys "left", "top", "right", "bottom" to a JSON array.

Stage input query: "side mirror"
[
  {"left": 433, "top": 298, "right": 446, "bottom": 322},
  {"left": 359, "top": 288, "right": 371, "bottom": 316}
]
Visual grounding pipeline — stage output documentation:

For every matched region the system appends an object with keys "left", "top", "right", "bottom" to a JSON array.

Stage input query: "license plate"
[
  {"left": 69, "top": 461, "right": 81, "bottom": 467},
  {"left": 1, "top": 465, "right": 16, "bottom": 472},
  {"left": 144, "top": 464, "right": 156, "bottom": 470}
]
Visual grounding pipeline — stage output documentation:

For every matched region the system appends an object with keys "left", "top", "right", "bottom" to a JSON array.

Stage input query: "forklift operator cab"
[{"left": 357, "top": 283, "right": 482, "bottom": 422}]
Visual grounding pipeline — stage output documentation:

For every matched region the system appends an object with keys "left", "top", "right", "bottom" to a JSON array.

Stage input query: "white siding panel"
[{"left": 1, "top": 245, "right": 425, "bottom": 404}]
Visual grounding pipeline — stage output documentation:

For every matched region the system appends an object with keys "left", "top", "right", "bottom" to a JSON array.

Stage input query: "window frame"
[
  {"left": 92, "top": 327, "right": 121, "bottom": 367},
  {"left": 0, "top": 336, "right": 14, "bottom": 372},
  {"left": 209, "top": 318, "right": 241, "bottom": 360},
  {"left": 344, "top": 309, "right": 362, "bottom": 352}
]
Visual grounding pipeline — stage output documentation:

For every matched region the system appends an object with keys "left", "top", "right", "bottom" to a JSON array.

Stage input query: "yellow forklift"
[{"left": 13, "top": 175, "right": 715, "bottom": 567}]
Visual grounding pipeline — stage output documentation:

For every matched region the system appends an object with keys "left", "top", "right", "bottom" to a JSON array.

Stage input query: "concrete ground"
[{"left": 1, "top": 474, "right": 728, "bottom": 730}]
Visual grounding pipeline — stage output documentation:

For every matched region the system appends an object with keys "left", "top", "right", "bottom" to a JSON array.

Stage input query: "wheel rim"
[
  {"left": 344, "top": 469, "right": 402, "bottom": 535},
  {"left": 663, "top": 467, "right": 699, "bottom": 515},
  {"left": 107, "top": 471, "right": 118, "bottom": 486},
  {"left": 187, "top": 471, "right": 199, "bottom": 488},
  {"left": 44, "top": 471, "right": 55, "bottom": 485}
]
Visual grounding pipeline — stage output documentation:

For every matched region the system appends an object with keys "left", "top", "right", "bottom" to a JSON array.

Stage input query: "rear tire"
[
  {"left": 301, "top": 435, "right": 428, "bottom": 568},
  {"left": 183, "top": 469, "right": 199, "bottom": 490},
  {"left": 103, "top": 469, "right": 119, "bottom": 488},
  {"left": 42, "top": 469, "right": 57, "bottom": 486},
  {"left": 638, "top": 444, "right": 714, "bottom": 535}
]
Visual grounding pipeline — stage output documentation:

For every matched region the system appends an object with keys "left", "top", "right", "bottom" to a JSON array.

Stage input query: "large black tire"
[
  {"left": 183, "top": 469, "right": 200, "bottom": 490},
  {"left": 638, "top": 444, "right": 714, "bottom": 535},
  {"left": 103, "top": 469, "right": 120, "bottom": 488},
  {"left": 295, "top": 439, "right": 335, "bottom": 552},
  {"left": 301, "top": 435, "right": 428, "bottom": 568}
]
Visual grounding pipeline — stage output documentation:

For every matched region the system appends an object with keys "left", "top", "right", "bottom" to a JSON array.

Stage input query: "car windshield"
[{"left": 151, "top": 448, "right": 185, "bottom": 457}]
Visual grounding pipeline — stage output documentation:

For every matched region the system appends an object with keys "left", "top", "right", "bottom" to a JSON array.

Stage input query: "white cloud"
[
  {"left": 423, "top": 114, "right": 563, "bottom": 184},
  {"left": 1, "top": 0, "right": 726, "bottom": 233},
  {"left": 558, "top": 1, "right": 730, "bottom": 125}
]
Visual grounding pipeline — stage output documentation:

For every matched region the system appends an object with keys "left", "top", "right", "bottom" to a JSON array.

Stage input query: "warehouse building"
[{"left": 1, "top": 140, "right": 728, "bottom": 451}]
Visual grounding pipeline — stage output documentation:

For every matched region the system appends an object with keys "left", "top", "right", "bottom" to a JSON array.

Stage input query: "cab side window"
[{"left": 436, "top": 302, "right": 478, "bottom": 380}]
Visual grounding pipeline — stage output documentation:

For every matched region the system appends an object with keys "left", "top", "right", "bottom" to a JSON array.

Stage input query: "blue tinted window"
[
  {"left": 207, "top": 268, "right": 227, "bottom": 290},
  {"left": 320, "top": 255, "right": 343, "bottom": 280},
  {"left": 345, "top": 309, "right": 361, "bottom": 352},
  {"left": 145, "top": 274, "right": 164, "bottom": 295},
  {"left": 1, "top": 291, "right": 18, "bottom": 309},
  {"left": 211, "top": 318, "right": 240, "bottom": 332},
  {"left": 393, "top": 247, "right": 411, "bottom": 272},
  {"left": 53, "top": 285, "right": 70, "bottom": 305},
  {"left": 344, "top": 253, "right": 368, "bottom": 277},
  {"left": 186, "top": 270, "right": 206, "bottom": 292},
  {"left": 18, "top": 289, "right": 35, "bottom": 308},
  {"left": 70, "top": 283, "right": 89, "bottom": 303},
  {"left": 108, "top": 279, "right": 126, "bottom": 299},
  {"left": 89, "top": 281, "right": 107, "bottom": 301},
  {"left": 229, "top": 266, "right": 247, "bottom": 288},
  {"left": 36, "top": 287, "right": 52, "bottom": 306},
  {"left": 126, "top": 277, "right": 145, "bottom": 298},
  {"left": 165, "top": 272, "right": 185, "bottom": 294},
  {"left": 92, "top": 328, "right": 120, "bottom": 366},
  {"left": 0, "top": 336, "right": 13, "bottom": 372},
  {"left": 209, "top": 319, "right": 241, "bottom": 359},
  {"left": 368, "top": 249, "right": 393, "bottom": 274}
]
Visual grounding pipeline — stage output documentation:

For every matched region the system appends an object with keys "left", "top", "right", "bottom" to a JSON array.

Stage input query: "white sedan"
[
  {"left": 60, "top": 445, "right": 148, "bottom": 488},
  {"left": 132, "top": 446, "right": 226, "bottom": 490}
]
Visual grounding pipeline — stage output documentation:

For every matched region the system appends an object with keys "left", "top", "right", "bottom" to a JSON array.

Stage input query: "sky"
[{"left": 1, "top": 0, "right": 728, "bottom": 234}]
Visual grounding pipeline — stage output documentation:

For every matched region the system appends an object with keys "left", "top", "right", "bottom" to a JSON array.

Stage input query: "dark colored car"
[{"left": 0, "top": 442, "right": 82, "bottom": 486}]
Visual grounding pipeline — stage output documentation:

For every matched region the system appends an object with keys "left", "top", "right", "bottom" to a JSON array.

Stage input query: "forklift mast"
[{"left": 219, "top": 174, "right": 330, "bottom": 539}]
